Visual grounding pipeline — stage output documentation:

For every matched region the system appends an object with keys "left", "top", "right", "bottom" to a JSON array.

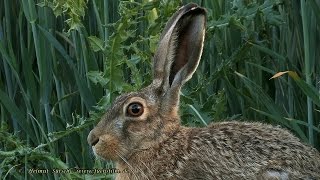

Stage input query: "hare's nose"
[{"left": 87, "top": 131, "right": 99, "bottom": 146}]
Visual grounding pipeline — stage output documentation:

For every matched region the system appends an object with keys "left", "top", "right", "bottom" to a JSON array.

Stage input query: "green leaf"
[
  {"left": 87, "top": 71, "right": 109, "bottom": 87},
  {"left": 87, "top": 36, "right": 105, "bottom": 52},
  {"left": 229, "top": 16, "right": 246, "bottom": 31},
  {"left": 250, "top": 42, "right": 286, "bottom": 62}
]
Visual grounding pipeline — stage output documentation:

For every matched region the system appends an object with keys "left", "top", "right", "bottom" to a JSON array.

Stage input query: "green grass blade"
[
  {"left": 0, "top": 89, "right": 36, "bottom": 143},
  {"left": 301, "top": 0, "right": 314, "bottom": 145},
  {"left": 38, "top": 26, "right": 96, "bottom": 109}
]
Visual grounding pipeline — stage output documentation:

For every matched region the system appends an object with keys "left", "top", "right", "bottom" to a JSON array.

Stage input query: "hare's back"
[{"left": 179, "top": 121, "right": 320, "bottom": 179}]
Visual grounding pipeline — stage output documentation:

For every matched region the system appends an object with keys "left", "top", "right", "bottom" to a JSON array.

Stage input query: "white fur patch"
[{"left": 265, "top": 170, "right": 289, "bottom": 180}]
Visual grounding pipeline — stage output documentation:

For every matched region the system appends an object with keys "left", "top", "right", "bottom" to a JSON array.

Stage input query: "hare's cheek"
[{"left": 94, "top": 134, "right": 121, "bottom": 161}]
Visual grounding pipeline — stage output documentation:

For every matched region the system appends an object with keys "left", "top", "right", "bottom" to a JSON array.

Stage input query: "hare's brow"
[
  {"left": 105, "top": 95, "right": 128, "bottom": 120},
  {"left": 113, "top": 92, "right": 134, "bottom": 103},
  {"left": 111, "top": 93, "right": 135, "bottom": 109}
]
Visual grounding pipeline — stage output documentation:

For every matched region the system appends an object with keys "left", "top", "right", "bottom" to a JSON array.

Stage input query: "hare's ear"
[{"left": 152, "top": 3, "right": 206, "bottom": 110}]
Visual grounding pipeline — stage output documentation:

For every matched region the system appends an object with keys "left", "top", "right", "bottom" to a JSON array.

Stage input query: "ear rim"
[
  {"left": 158, "top": 3, "right": 200, "bottom": 41},
  {"left": 169, "top": 8, "right": 206, "bottom": 87}
]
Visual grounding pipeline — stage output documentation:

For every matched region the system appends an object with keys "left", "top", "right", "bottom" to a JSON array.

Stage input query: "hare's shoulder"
[
  {"left": 205, "top": 121, "right": 298, "bottom": 141},
  {"left": 186, "top": 121, "right": 316, "bottom": 165},
  {"left": 186, "top": 121, "right": 296, "bottom": 142},
  {"left": 180, "top": 121, "right": 320, "bottom": 178},
  {"left": 192, "top": 121, "right": 309, "bottom": 150}
]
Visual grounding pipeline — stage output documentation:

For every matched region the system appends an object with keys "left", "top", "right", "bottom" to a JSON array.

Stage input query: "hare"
[{"left": 87, "top": 3, "right": 320, "bottom": 180}]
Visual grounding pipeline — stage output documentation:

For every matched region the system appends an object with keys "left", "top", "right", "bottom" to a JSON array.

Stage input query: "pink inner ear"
[
  {"left": 169, "top": 14, "right": 204, "bottom": 86},
  {"left": 169, "top": 30, "right": 189, "bottom": 86}
]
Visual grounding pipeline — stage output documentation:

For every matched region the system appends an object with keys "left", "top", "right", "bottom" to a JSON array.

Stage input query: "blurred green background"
[{"left": 0, "top": 0, "right": 319, "bottom": 179}]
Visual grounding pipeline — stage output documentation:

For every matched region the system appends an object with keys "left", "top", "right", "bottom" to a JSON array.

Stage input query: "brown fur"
[
  {"left": 87, "top": 3, "right": 320, "bottom": 180},
  {"left": 115, "top": 122, "right": 320, "bottom": 179}
]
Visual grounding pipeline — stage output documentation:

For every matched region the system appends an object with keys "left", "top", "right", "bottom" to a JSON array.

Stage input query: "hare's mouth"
[
  {"left": 91, "top": 141, "right": 110, "bottom": 160},
  {"left": 91, "top": 145, "right": 108, "bottom": 161},
  {"left": 91, "top": 146, "right": 101, "bottom": 159},
  {"left": 91, "top": 134, "right": 122, "bottom": 161}
]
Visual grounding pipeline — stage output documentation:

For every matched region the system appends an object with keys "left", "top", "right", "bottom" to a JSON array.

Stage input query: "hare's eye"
[{"left": 127, "top": 103, "right": 144, "bottom": 117}]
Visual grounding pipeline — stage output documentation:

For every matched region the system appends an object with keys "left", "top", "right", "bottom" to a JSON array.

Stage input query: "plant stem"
[{"left": 301, "top": 0, "right": 314, "bottom": 146}]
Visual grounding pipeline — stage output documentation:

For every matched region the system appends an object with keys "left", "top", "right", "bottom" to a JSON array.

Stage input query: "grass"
[{"left": 0, "top": 0, "right": 319, "bottom": 179}]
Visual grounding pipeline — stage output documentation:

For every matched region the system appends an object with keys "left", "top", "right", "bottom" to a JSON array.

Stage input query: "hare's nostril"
[
  {"left": 88, "top": 131, "right": 100, "bottom": 146},
  {"left": 91, "top": 138, "right": 99, "bottom": 146}
]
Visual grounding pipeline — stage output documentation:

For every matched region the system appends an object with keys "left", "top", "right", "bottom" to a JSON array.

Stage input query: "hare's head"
[{"left": 87, "top": 3, "right": 206, "bottom": 161}]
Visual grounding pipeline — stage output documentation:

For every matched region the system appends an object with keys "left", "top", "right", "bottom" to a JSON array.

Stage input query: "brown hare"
[{"left": 87, "top": 3, "right": 320, "bottom": 180}]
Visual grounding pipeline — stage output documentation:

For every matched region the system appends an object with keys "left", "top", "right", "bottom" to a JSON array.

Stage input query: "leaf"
[
  {"left": 271, "top": 71, "right": 320, "bottom": 107},
  {"left": 187, "top": 104, "right": 208, "bottom": 126},
  {"left": 250, "top": 42, "right": 286, "bottom": 62},
  {"left": 235, "top": 72, "right": 291, "bottom": 128},
  {"left": 269, "top": 71, "right": 291, "bottom": 80},
  {"left": 87, "top": 71, "right": 109, "bottom": 87},
  {"left": 87, "top": 36, "right": 105, "bottom": 52},
  {"left": 229, "top": 16, "right": 246, "bottom": 31},
  {"left": 309, "top": 0, "right": 320, "bottom": 22}
]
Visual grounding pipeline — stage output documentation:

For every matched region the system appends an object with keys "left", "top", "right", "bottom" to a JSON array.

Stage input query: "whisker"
[
  {"left": 115, "top": 151, "right": 139, "bottom": 179},
  {"left": 139, "top": 159, "right": 157, "bottom": 180},
  {"left": 115, "top": 150, "right": 149, "bottom": 180}
]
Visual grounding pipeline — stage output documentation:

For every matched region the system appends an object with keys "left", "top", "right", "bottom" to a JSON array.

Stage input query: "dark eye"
[{"left": 127, "top": 103, "right": 144, "bottom": 117}]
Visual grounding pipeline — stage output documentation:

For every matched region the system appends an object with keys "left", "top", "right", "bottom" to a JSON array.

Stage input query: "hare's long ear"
[{"left": 152, "top": 3, "right": 206, "bottom": 111}]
